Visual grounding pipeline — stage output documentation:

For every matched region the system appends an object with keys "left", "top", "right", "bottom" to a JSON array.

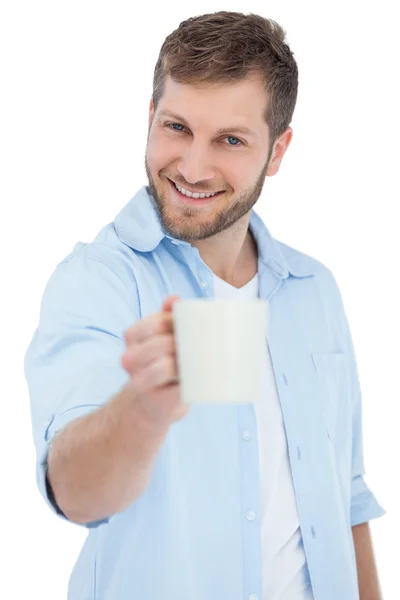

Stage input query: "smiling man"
[
  {"left": 25, "top": 11, "right": 385, "bottom": 600},
  {"left": 144, "top": 74, "right": 281, "bottom": 288},
  {"left": 145, "top": 75, "right": 276, "bottom": 244}
]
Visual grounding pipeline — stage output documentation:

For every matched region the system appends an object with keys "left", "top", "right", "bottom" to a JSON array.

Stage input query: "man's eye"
[
  {"left": 225, "top": 136, "right": 242, "bottom": 147},
  {"left": 166, "top": 123, "right": 243, "bottom": 148},
  {"left": 168, "top": 123, "right": 186, "bottom": 132}
]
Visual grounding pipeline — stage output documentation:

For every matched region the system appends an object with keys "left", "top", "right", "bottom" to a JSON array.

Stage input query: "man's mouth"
[{"left": 168, "top": 178, "right": 225, "bottom": 202}]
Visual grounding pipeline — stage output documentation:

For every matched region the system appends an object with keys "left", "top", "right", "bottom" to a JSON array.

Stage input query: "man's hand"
[{"left": 121, "top": 295, "right": 189, "bottom": 427}]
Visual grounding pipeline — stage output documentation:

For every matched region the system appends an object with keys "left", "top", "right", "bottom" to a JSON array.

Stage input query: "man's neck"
[{"left": 190, "top": 221, "right": 259, "bottom": 289}]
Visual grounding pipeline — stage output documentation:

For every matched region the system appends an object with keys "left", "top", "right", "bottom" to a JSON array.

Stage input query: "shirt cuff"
[{"left": 350, "top": 474, "right": 386, "bottom": 526}]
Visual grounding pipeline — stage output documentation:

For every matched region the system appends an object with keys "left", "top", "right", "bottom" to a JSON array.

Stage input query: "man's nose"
[{"left": 176, "top": 143, "right": 216, "bottom": 187}]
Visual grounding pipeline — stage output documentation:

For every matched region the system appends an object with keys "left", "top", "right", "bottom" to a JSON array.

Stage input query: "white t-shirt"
[{"left": 213, "top": 272, "right": 314, "bottom": 600}]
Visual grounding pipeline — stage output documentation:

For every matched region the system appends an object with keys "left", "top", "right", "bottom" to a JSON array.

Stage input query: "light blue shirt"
[{"left": 24, "top": 186, "right": 385, "bottom": 600}]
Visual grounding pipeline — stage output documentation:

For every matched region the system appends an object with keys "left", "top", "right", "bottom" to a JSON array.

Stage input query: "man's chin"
[{"left": 158, "top": 211, "right": 209, "bottom": 242}]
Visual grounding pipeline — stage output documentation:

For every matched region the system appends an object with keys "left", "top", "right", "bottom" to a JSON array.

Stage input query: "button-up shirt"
[{"left": 24, "top": 186, "right": 385, "bottom": 600}]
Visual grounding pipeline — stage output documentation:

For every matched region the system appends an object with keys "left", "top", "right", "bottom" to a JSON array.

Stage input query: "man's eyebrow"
[{"left": 157, "top": 110, "right": 257, "bottom": 138}]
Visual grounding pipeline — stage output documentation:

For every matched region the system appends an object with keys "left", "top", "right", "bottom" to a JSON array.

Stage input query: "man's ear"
[
  {"left": 149, "top": 98, "right": 155, "bottom": 127},
  {"left": 266, "top": 127, "right": 293, "bottom": 177}
]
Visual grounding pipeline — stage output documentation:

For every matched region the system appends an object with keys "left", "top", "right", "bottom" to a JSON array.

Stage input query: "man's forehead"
[{"left": 156, "top": 75, "right": 268, "bottom": 136}]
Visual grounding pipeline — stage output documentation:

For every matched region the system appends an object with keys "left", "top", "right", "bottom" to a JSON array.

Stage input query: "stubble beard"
[{"left": 144, "top": 153, "right": 271, "bottom": 242}]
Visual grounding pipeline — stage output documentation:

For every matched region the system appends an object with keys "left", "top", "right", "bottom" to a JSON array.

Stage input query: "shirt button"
[
  {"left": 246, "top": 511, "right": 256, "bottom": 521},
  {"left": 242, "top": 430, "right": 252, "bottom": 441},
  {"left": 249, "top": 595, "right": 259, "bottom": 600},
  {"left": 200, "top": 281, "right": 208, "bottom": 289},
  {"left": 311, "top": 526, "right": 317, "bottom": 538}
]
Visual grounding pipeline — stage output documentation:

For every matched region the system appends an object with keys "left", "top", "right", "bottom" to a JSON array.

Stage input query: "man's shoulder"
[
  {"left": 275, "top": 239, "right": 332, "bottom": 278},
  {"left": 55, "top": 222, "right": 141, "bottom": 283},
  {"left": 39, "top": 223, "right": 141, "bottom": 321},
  {"left": 276, "top": 239, "right": 345, "bottom": 310}
]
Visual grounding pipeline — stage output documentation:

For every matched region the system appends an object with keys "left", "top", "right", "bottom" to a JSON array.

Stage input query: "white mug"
[{"left": 172, "top": 299, "right": 268, "bottom": 404}]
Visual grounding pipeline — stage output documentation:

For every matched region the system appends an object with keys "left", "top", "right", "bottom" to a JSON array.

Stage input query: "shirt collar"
[{"left": 114, "top": 186, "right": 315, "bottom": 279}]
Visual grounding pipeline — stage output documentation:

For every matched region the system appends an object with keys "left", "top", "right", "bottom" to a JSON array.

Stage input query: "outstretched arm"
[{"left": 352, "top": 522, "right": 383, "bottom": 600}]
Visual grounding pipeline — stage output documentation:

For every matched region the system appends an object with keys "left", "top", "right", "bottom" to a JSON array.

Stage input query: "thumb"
[{"left": 162, "top": 295, "right": 181, "bottom": 313}]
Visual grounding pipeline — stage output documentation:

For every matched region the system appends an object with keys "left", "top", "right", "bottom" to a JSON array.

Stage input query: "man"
[{"left": 24, "top": 11, "right": 385, "bottom": 600}]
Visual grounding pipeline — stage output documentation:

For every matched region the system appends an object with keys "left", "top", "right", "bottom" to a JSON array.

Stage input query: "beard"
[{"left": 144, "top": 151, "right": 271, "bottom": 242}]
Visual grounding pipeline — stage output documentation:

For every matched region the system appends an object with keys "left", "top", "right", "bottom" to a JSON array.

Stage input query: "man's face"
[{"left": 145, "top": 75, "right": 287, "bottom": 241}]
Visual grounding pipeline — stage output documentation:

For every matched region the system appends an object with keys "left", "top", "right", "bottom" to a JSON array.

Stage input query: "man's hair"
[{"left": 152, "top": 11, "right": 299, "bottom": 147}]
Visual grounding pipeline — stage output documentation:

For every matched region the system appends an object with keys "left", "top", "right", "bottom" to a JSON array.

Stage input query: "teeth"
[{"left": 173, "top": 181, "right": 219, "bottom": 199}]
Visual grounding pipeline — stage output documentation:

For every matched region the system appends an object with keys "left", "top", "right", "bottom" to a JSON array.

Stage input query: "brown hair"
[{"left": 152, "top": 11, "right": 299, "bottom": 149}]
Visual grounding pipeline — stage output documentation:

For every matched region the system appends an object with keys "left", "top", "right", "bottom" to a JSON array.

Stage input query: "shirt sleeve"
[
  {"left": 24, "top": 245, "right": 140, "bottom": 528},
  {"left": 350, "top": 378, "right": 386, "bottom": 526},
  {"left": 328, "top": 271, "right": 386, "bottom": 527}
]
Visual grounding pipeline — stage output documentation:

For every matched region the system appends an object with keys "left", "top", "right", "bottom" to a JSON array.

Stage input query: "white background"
[{"left": 1, "top": 0, "right": 398, "bottom": 598}]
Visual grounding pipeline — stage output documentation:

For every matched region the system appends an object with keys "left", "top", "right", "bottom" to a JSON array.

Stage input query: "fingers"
[
  {"left": 121, "top": 296, "right": 181, "bottom": 394},
  {"left": 122, "top": 334, "right": 175, "bottom": 372},
  {"left": 124, "top": 312, "right": 174, "bottom": 345},
  {"left": 124, "top": 296, "right": 180, "bottom": 345},
  {"left": 135, "top": 355, "right": 178, "bottom": 390},
  {"left": 162, "top": 295, "right": 180, "bottom": 313}
]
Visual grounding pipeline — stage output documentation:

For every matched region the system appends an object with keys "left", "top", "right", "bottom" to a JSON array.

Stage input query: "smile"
[{"left": 169, "top": 179, "right": 224, "bottom": 200}]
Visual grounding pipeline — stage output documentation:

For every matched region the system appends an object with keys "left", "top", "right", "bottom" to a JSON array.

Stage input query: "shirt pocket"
[{"left": 311, "top": 351, "right": 349, "bottom": 441}]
